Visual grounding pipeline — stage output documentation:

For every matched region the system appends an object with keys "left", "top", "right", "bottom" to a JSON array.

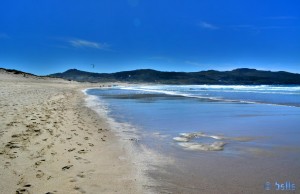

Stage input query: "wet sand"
[
  {"left": 148, "top": 149, "right": 300, "bottom": 194},
  {"left": 0, "top": 70, "right": 142, "bottom": 193}
]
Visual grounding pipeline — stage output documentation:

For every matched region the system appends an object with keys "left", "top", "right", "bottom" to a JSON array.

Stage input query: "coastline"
[
  {"left": 86, "top": 85, "right": 300, "bottom": 194},
  {"left": 0, "top": 72, "right": 143, "bottom": 193},
  {"left": 82, "top": 88, "right": 163, "bottom": 193}
]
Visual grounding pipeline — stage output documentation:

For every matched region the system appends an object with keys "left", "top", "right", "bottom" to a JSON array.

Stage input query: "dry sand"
[{"left": 0, "top": 70, "right": 143, "bottom": 194}]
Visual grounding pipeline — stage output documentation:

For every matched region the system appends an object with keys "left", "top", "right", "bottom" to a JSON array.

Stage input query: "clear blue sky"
[{"left": 0, "top": 0, "right": 299, "bottom": 75}]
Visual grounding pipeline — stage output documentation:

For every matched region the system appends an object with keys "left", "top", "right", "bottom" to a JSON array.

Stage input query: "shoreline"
[
  {"left": 83, "top": 88, "right": 161, "bottom": 193},
  {"left": 86, "top": 86, "right": 300, "bottom": 194},
  {"left": 0, "top": 72, "right": 143, "bottom": 193}
]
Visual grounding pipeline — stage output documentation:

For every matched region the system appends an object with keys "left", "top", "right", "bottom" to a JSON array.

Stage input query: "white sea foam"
[
  {"left": 179, "top": 132, "right": 197, "bottom": 138},
  {"left": 178, "top": 141, "right": 226, "bottom": 151},
  {"left": 175, "top": 132, "right": 224, "bottom": 141},
  {"left": 173, "top": 131, "right": 258, "bottom": 151},
  {"left": 209, "top": 135, "right": 223, "bottom": 140},
  {"left": 173, "top": 132, "right": 227, "bottom": 151},
  {"left": 121, "top": 85, "right": 300, "bottom": 93},
  {"left": 173, "top": 137, "right": 190, "bottom": 142},
  {"left": 200, "top": 134, "right": 224, "bottom": 140}
]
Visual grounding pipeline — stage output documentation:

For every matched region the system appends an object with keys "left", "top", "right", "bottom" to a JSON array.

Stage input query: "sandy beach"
[{"left": 0, "top": 70, "right": 142, "bottom": 194}]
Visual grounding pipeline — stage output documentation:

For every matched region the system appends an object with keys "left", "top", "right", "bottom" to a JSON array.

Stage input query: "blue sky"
[{"left": 0, "top": 0, "right": 299, "bottom": 75}]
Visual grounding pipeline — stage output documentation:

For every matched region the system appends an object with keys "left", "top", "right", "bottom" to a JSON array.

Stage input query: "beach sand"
[{"left": 0, "top": 70, "right": 142, "bottom": 193}]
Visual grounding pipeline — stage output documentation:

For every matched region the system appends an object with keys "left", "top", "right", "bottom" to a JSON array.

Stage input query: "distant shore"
[{"left": 0, "top": 71, "right": 142, "bottom": 193}]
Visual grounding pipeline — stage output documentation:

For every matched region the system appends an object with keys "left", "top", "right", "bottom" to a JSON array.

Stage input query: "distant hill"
[
  {"left": 49, "top": 68, "right": 300, "bottom": 84},
  {"left": 0, "top": 68, "right": 37, "bottom": 77}
]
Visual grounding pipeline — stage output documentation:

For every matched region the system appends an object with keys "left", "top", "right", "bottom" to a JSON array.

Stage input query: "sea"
[{"left": 84, "top": 85, "right": 300, "bottom": 193}]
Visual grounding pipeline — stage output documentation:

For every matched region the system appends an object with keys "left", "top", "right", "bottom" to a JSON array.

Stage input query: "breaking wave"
[{"left": 119, "top": 85, "right": 300, "bottom": 107}]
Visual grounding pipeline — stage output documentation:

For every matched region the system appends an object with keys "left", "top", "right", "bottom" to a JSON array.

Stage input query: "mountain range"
[
  {"left": 49, "top": 68, "right": 300, "bottom": 85},
  {"left": 1, "top": 67, "right": 300, "bottom": 85}
]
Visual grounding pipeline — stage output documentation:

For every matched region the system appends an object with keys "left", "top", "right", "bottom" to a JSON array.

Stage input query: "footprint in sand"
[
  {"left": 5, "top": 141, "right": 21, "bottom": 149},
  {"left": 11, "top": 134, "right": 21, "bottom": 138},
  {"left": 68, "top": 148, "right": 76, "bottom": 152},
  {"left": 62, "top": 165, "right": 73, "bottom": 171},
  {"left": 35, "top": 159, "right": 45, "bottom": 166},
  {"left": 70, "top": 178, "right": 77, "bottom": 182},
  {"left": 74, "top": 186, "right": 86, "bottom": 193},
  {"left": 77, "top": 149, "right": 88, "bottom": 154},
  {"left": 4, "top": 161, "right": 11, "bottom": 167},
  {"left": 16, "top": 188, "right": 29, "bottom": 194},
  {"left": 74, "top": 156, "right": 82, "bottom": 160},
  {"left": 36, "top": 170, "right": 45, "bottom": 178},
  {"left": 16, "top": 183, "right": 32, "bottom": 193},
  {"left": 88, "top": 143, "right": 94, "bottom": 147},
  {"left": 35, "top": 161, "right": 42, "bottom": 166},
  {"left": 77, "top": 172, "right": 85, "bottom": 178}
]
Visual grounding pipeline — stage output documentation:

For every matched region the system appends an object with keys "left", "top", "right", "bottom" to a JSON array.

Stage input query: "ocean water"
[{"left": 86, "top": 85, "right": 300, "bottom": 193}]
